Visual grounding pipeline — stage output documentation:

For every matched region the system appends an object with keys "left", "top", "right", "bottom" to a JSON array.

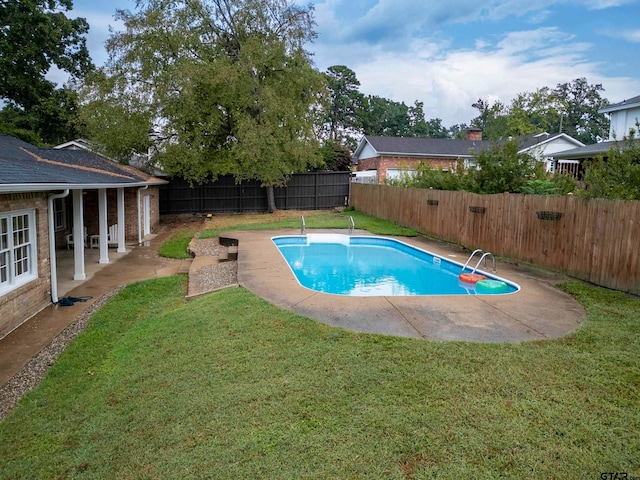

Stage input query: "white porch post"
[
  {"left": 72, "top": 189, "right": 86, "bottom": 281},
  {"left": 98, "top": 188, "right": 109, "bottom": 264},
  {"left": 117, "top": 188, "right": 126, "bottom": 252}
]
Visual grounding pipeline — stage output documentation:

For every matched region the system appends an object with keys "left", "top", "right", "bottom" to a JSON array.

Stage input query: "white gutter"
[
  {"left": 0, "top": 180, "right": 166, "bottom": 194},
  {"left": 137, "top": 185, "right": 149, "bottom": 244},
  {"left": 47, "top": 189, "right": 70, "bottom": 304}
]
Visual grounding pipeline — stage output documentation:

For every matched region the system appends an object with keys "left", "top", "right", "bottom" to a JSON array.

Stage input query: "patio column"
[
  {"left": 116, "top": 188, "right": 126, "bottom": 252},
  {"left": 98, "top": 188, "right": 109, "bottom": 264},
  {"left": 72, "top": 189, "right": 86, "bottom": 281}
]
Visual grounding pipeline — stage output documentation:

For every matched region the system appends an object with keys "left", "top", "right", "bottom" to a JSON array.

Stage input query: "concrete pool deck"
[{"left": 229, "top": 229, "right": 585, "bottom": 343}]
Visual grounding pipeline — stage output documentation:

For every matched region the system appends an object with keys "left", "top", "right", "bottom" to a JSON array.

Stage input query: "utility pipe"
[{"left": 47, "top": 189, "right": 69, "bottom": 304}]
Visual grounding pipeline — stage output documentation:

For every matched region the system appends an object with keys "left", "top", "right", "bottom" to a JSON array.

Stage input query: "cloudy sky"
[{"left": 71, "top": 0, "right": 640, "bottom": 127}]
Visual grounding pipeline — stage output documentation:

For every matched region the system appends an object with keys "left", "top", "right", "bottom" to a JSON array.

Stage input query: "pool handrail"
[
  {"left": 472, "top": 252, "right": 496, "bottom": 274},
  {"left": 348, "top": 216, "right": 355, "bottom": 234},
  {"left": 300, "top": 215, "right": 305, "bottom": 234},
  {"left": 461, "top": 249, "right": 483, "bottom": 273}
]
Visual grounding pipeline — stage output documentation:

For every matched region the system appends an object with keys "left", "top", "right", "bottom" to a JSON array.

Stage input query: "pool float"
[
  {"left": 475, "top": 279, "right": 509, "bottom": 292},
  {"left": 458, "top": 273, "right": 487, "bottom": 284}
]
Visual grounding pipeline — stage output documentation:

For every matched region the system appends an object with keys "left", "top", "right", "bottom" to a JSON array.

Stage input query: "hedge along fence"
[{"left": 351, "top": 183, "right": 640, "bottom": 296}]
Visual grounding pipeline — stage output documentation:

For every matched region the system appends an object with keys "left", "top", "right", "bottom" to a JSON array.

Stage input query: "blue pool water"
[{"left": 272, "top": 234, "right": 520, "bottom": 297}]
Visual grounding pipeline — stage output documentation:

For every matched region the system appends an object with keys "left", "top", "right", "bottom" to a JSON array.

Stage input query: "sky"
[{"left": 69, "top": 0, "right": 640, "bottom": 128}]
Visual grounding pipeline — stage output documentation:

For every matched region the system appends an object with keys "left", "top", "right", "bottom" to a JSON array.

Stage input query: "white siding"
[
  {"left": 357, "top": 142, "right": 378, "bottom": 160},
  {"left": 609, "top": 106, "right": 640, "bottom": 140}
]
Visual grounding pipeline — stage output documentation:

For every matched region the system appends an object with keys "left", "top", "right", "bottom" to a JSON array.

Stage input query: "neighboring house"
[
  {"left": 549, "top": 141, "right": 615, "bottom": 177},
  {"left": 551, "top": 94, "right": 640, "bottom": 177},
  {"left": 352, "top": 129, "right": 492, "bottom": 184},
  {"left": 516, "top": 132, "right": 584, "bottom": 173},
  {"left": 599, "top": 94, "right": 640, "bottom": 141},
  {"left": 352, "top": 129, "right": 583, "bottom": 183},
  {"left": 0, "top": 134, "right": 166, "bottom": 339}
]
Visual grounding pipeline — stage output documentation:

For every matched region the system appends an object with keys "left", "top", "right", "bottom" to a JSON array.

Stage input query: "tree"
[
  {"left": 551, "top": 78, "right": 609, "bottom": 144},
  {"left": 470, "top": 98, "right": 509, "bottom": 141},
  {"left": 408, "top": 101, "right": 449, "bottom": 138},
  {"left": 318, "top": 141, "right": 352, "bottom": 171},
  {"left": 79, "top": 0, "right": 326, "bottom": 212},
  {"left": 0, "top": 0, "right": 92, "bottom": 144},
  {"left": 359, "top": 95, "right": 411, "bottom": 136},
  {"left": 579, "top": 126, "right": 640, "bottom": 200},
  {"left": 448, "top": 123, "right": 469, "bottom": 139},
  {"left": 323, "top": 65, "right": 364, "bottom": 146},
  {"left": 465, "top": 139, "right": 544, "bottom": 194}
]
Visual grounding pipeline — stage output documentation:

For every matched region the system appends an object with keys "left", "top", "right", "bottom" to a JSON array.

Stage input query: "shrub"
[{"left": 579, "top": 129, "right": 640, "bottom": 200}]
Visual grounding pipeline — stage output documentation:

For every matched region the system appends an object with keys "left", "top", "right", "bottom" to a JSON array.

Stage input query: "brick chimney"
[{"left": 466, "top": 127, "right": 482, "bottom": 141}]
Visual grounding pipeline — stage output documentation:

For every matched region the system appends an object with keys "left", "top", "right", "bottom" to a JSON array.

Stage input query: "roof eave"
[
  {"left": 599, "top": 101, "right": 640, "bottom": 114},
  {"left": 375, "top": 151, "right": 474, "bottom": 158},
  {"left": 0, "top": 179, "right": 167, "bottom": 194}
]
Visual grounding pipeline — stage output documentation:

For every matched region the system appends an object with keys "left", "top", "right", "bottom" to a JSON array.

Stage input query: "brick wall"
[
  {"left": 357, "top": 156, "right": 459, "bottom": 183},
  {"left": 0, "top": 193, "right": 52, "bottom": 338}
]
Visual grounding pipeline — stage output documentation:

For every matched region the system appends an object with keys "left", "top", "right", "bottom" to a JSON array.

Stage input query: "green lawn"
[
  {"left": 0, "top": 276, "right": 638, "bottom": 478},
  {"left": 158, "top": 209, "right": 417, "bottom": 259},
  {"left": 198, "top": 209, "right": 419, "bottom": 240}
]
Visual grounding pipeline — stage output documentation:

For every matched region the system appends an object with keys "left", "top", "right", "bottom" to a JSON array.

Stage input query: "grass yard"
[
  {"left": 0, "top": 274, "right": 638, "bottom": 478},
  {"left": 158, "top": 209, "right": 418, "bottom": 258}
]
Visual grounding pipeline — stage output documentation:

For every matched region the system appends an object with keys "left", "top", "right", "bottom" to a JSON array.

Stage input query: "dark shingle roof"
[
  {"left": 0, "top": 134, "right": 165, "bottom": 190},
  {"left": 599, "top": 94, "right": 640, "bottom": 114},
  {"left": 552, "top": 139, "right": 640, "bottom": 159},
  {"left": 517, "top": 132, "right": 567, "bottom": 150},
  {"left": 360, "top": 135, "right": 493, "bottom": 158}
]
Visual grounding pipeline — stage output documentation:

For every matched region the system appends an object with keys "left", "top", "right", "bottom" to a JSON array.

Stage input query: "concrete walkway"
[{"left": 229, "top": 229, "right": 585, "bottom": 343}]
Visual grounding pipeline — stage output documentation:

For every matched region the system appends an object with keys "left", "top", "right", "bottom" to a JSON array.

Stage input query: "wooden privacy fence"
[
  {"left": 160, "top": 172, "right": 351, "bottom": 214},
  {"left": 351, "top": 184, "right": 640, "bottom": 295}
]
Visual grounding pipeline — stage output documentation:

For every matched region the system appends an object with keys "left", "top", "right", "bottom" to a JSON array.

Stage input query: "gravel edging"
[
  {"left": 0, "top": 235, "right": 240, "bottom": 421},
  {"left": 0, "top": 286, "right": 124, "bottom": 421}
]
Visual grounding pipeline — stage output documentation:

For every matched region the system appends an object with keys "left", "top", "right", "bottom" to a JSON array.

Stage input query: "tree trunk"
[{"left": 266, "top": 185, "right": 277, "bottom": 213}]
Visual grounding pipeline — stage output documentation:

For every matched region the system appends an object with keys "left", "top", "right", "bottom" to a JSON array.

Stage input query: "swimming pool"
[{"left": 272, "top": 234, "right": 520, "bottom": 297}]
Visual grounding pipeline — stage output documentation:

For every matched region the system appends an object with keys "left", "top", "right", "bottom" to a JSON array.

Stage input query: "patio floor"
[{"left": 228, "top": 229, "right": 586, "bottom": 343}]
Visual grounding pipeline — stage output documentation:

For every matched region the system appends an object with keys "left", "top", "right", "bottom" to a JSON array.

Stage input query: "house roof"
[
  {"left": 552, "top": 141, "right": 617, "bottom": 159},
  {"left": 517, "top": 132, "right": 584, "bottom": 151},
  {"left": 353, "top": 132, "right": 583, "bottom": 162},
  {"left": 599, "top": 94, "right": 640, "bottom": 114},
  {"left": 553, "top": 138, "right": 640, "bottom": 160},
  {"left": 0, "top": 134, "right": 166, "bottom": 193},
  {"left": 353, "top": 135, "right": 494, "bottom": 160}
]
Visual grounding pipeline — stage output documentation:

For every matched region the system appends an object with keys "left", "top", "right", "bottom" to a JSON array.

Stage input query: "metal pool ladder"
[
  {"left": 300, "top": 215, "right": 305, "bottom": 234},
  {"left": 348, "top": 216, "right": 355, "bottom": 234},
  {"left": 462, "top": 249, "right": 496, "bottom": 274}
]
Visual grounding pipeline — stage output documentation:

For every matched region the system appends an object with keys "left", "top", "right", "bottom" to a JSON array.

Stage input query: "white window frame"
[
  {"left": 53, "top": 197, "right": 66, "bottom": 232},
  {"left": 0, "top": 209, "right": 38, "bottom": 296}
]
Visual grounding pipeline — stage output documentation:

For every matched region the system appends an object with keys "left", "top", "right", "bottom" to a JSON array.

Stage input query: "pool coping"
[{"left": 227, "top": 229, "right": 586, "bottom": 343}]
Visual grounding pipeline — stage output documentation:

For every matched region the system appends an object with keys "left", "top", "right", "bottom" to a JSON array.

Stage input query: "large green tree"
[
  {"left": 323, "top": 65, "right": 364, "bottom": 146},
  {"left": 79, "top": 0, "right": 326, "bottom": 212},
  {"left": 470, "top": 79, "right": 609, "bottom": 144},
  {"left": 0, "top": 0, "right": 92, "bottom": 144}
]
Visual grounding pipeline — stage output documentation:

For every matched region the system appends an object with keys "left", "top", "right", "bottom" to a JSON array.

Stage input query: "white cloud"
[
  {"left": 317, "top": 26, "right": 636, "bottom": 126},
  {"left": 581, "top": 0, "right": 637, "bottom": 8}
]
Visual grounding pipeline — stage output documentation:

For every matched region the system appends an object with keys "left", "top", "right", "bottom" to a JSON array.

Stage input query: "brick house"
[
  {"left": 352, "top": 130, "right": 585, "bottom": 183},
  {"left": 0, "top": 134, "right": 166, "bottom": 338},
  {"left": 352, "top": 129, "right": 492, "bottom": 184}
]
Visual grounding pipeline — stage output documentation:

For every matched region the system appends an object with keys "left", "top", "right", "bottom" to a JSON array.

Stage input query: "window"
[
  {"left": 53, "top": 198, "right": 66, "bottom": 231},
  {"left": 0, "top": 210, "right": 38, "bottom": 295}
]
